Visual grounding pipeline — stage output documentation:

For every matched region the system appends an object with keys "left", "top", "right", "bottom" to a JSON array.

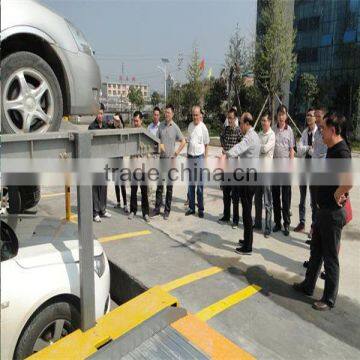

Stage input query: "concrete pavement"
[{"left": 37, "top": 178, "right": 360, "bottom": 359}]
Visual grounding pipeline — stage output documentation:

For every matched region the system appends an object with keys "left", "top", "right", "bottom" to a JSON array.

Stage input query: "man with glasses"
[{"left": 294, "top": 108, "right": 318, "bottom": 234}]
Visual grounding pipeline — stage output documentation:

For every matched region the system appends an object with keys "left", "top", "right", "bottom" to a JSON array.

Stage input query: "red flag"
[
  {"left": 199, "top": 58, "right": 205, "bottom": 71},
  {"left": 132, "top": 76, "right": 136, "bottom": 82}
]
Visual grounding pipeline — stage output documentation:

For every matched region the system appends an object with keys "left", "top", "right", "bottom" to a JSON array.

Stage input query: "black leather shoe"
[
  {"left": 293, "top": 282, "right": 313, "bottom": 296},
  {"left": 151, "top": 209, "right": 160, "bottom": 218},
  {"left": 303, "top": 260, "right": 309, "bottom": 268},
  {"left": 273, "top": 224, "right": 282, "bottom": 232},
  {"left": 218, "top": 216, "right": 230, "bottom": 223},
  {"left": 320, "top": 271, "right": 326, "bottom": 280},
  {"left": 312, "top": 300, "right": 332, "bottom": 311},
  {"left": 283, "top": 226, "right": 290, "bottom": 236},
  {"left": 235, "top": 246, "right": 252, "bottom": 255},
  {"left": 185, "top": 209, "right": 195, "bottom": 216},
  {"left": 238, "top": 239, "right": 244, "bottom": 245},
  {"left": 305, "top": 240, "right": 311, "bottom": 245},
  {"left": 253, "top": 223, "right": 262, "bottom": 230},
  {"left": 198, "top": 212, "right": 204, "bottom": 218}
]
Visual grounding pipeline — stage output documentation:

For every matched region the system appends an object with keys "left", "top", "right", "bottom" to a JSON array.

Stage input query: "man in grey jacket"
[{"left": 227, "top": 112, "right": 261, "bottom": 255}]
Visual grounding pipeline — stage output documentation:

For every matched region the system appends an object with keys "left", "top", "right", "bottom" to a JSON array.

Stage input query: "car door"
[{"left": 1, "top": 221, "right": 22, "bottom": 360}]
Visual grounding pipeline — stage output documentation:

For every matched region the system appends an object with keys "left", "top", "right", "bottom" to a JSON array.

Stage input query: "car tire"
[
  {"left": 1, "top": 51, "right": 63, "bottom": 134},
  {"left": 14, "top": 301, "right": 80, "bottom": 359},
  {"left": 7, "top": 185, "right": 41, "bottom": 214}
]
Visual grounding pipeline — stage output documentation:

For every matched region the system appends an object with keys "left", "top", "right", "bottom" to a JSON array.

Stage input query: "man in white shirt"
[
  {"left": 147, "top": 107, "right": 161, "bottom": 136},
  {"left": 294, "top": 108, "right": 318, "bottom": 234},
  {"left": 254, "top": 113, "right": 275, "bottom": 237},
  {"left": 272, "top": 105, "right": 295, "bottom": 236},
  {"left": 185, "top": 106, "right": 210, "bottom": 218}
]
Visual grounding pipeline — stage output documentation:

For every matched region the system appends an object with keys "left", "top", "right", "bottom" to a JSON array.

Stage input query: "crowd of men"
[{"left": 88, "top": 103, "right": 352, "bottom": 312}]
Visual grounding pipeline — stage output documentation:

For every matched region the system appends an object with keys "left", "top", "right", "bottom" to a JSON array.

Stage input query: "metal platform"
[{"left": 1, "top": 129, "right": 159, "bottom": 331}]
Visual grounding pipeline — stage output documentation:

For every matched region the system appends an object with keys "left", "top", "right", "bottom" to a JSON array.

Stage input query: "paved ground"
[
  {"left": 29, "top": 120, "right": 360, "bottom": 358},
  {"left": 36, "top": 175, "right": 360, "bottom": 360}
]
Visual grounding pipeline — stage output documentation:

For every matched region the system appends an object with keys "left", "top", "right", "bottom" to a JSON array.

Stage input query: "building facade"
[
  {"left": 100, "top": 81, "right": 150, "bottom": 111},
  {"left": 256, "top": 0, "right": 360, "bottom": 118},
  {"left": 292, "top": 0, "right": 360, "bottom": 115}
]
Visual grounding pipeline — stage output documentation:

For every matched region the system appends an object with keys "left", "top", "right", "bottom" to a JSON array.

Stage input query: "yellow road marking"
[
  {"left": 196, "top": 285, "right": 261, "bottom": 321},
  {"left": 42, "top": 192, "right": 65, "bottom": 198},
  {"left": 172, "top": 314, "right": 255, "bottom": 360},
  {"left": 161, "top": 266, "right": 223, "bottom": 292},
  {"left": 99, "top": 230, "right": 151, "bottom": 243}
]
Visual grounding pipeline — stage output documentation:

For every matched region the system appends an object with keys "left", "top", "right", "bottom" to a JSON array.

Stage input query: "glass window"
[
  {"left": 321, "top": 34, "right": 333, "bottom": 46},
  {"left": 350, "top": 0, "right": 358, "bottom": 13},
  {"left": 343, "top": 30, "right": 357, "bottom": 43}
]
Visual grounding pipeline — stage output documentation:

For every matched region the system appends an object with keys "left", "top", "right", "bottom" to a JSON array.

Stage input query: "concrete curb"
[{"left": 109, "top": 260, "right": 148, "bottom": 305}]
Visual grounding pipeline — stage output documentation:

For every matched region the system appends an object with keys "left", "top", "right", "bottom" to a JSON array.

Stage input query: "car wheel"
[
  {"left": 7, "top": 185, "right": 41, "bottom": 214},
  {"left": 14, "top": 301, "right": 80, "bottom": 359},
  {"left": 1, "top": 51, "right": 63, "bottom": 134}
]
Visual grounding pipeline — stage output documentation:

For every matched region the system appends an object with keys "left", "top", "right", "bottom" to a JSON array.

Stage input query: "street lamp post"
[{"left": 158, "top": 58, "right": 169, "bottom": 104}]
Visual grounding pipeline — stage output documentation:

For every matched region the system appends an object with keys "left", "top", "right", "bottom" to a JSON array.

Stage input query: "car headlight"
[
  {"left": 94, "top": 253, "right": 106, "bottom": 277},
  {"left": 66, "top": 20, "right": 93, "bottom": 56}
]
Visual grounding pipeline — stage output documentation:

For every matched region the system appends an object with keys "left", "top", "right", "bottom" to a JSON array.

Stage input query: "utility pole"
[{"left": 158, "top": 58, "right": 169, "bottom": 104}]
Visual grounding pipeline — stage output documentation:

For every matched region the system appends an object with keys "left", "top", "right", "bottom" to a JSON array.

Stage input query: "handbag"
[{"left": 344, "top": 197, "right": 352, "bottom": 225}]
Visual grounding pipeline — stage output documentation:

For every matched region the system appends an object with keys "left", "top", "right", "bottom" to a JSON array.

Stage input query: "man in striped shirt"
[{"left": 219, "top": 108, "right": 242, "bottom": 228}]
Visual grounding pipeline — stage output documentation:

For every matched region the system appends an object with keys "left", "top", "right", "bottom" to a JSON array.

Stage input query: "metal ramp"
[{"left": 120, "top": 327, "right": 208, "bottom": 360}]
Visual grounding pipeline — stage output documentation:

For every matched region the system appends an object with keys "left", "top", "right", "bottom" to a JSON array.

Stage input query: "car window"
[{"left": 1, "top": 221, "right": 19, "bottom": 262}]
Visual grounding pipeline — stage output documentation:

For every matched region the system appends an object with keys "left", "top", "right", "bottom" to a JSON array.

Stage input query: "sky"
[{"left": 41, "top": 0, "right": 257, "bottom": 93}]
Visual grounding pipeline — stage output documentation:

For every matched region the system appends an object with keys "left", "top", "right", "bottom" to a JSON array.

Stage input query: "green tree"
[
  {"left": 184, "top": 46, "right": 204, "bottom": 118},
  {"left": 167, "top": 83, "right": 183, "bottom": 120},
  {"left": 297, "top": 73, "right": 319, "bottom": 111},
  {"left": 128, "top": 86, "right": 144, "bottom": 110},
  {"left": 255, "top": 0, "right": 297, "bottom": 121},
  {"left": 150, "top": 91, "right": 162, "bottom": 107},
  {"left": 204, "top": 78, "right": 227, "bottom": 118},
  {"left": 225, "top": 26, "right": 256, "bottom": 112},
  {"left": 353, "top": 85, "right": 360, "bottom": 140}
]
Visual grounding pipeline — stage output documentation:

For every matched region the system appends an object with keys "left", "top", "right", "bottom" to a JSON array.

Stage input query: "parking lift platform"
[{"left": 27, "top": 286, "right": 254, "bottom": 360}]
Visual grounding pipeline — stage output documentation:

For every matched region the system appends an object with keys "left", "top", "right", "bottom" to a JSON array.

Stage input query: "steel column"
[{"left": 74, "top": 132, "right": 96, "bottom": 331}]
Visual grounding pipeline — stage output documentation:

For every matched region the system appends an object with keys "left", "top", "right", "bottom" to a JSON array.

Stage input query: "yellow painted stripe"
[
  {"left": 161, "top": 267, "right": 223, "bottom": 292},
  {"left": 28, "top": 286, "right": 178, "bottom": 360},
  {"left": 42, "top": 192, "right": 65, "bottom": 198},
  {"left": 172, "top": 314, "right": 255, "bottom": 360},
  {"left": 99, "top": 230, "right": 151, "bottom": 243},
  {"left": 196, "top": 285, "right": 261, "bottom": 321}
]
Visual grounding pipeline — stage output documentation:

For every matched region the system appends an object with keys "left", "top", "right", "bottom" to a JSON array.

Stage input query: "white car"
[{"left": 0, "top": 221, "right": 110, "bottom": 360}]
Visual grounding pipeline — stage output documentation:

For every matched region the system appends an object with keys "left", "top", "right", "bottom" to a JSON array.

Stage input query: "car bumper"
[{"left": 52, "top": 45, "right": 101, "bottom": 116}]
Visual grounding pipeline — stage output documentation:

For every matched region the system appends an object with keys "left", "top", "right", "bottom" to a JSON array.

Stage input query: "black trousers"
[
  {"left": 303, "top": 208, "right": 345, "bottom": 307},
  {"left": 130, "top": 185, "right": 149, "bottom": 217},
  {"left": 92, "top": 185, "right": 107, "bottom": 217},
  {"left": 222, "top": 185, "right": 240, "bottom": 224},
  {"left": 272, "top": 185, "right": 291, "bottom": 227},
  {"left": 238, "top": 185, "right": 256, "bottom": 251},
  {"left": 115, "top": 185, "right": 127, "bottom": 206},
  {"left": 155, "top": 185, "right": 173, "bottom": 214}
]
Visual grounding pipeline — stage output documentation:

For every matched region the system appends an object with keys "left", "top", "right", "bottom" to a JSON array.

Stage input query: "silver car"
[{"left": 1, "top": 0, "right": 101, "bottom": 133}]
